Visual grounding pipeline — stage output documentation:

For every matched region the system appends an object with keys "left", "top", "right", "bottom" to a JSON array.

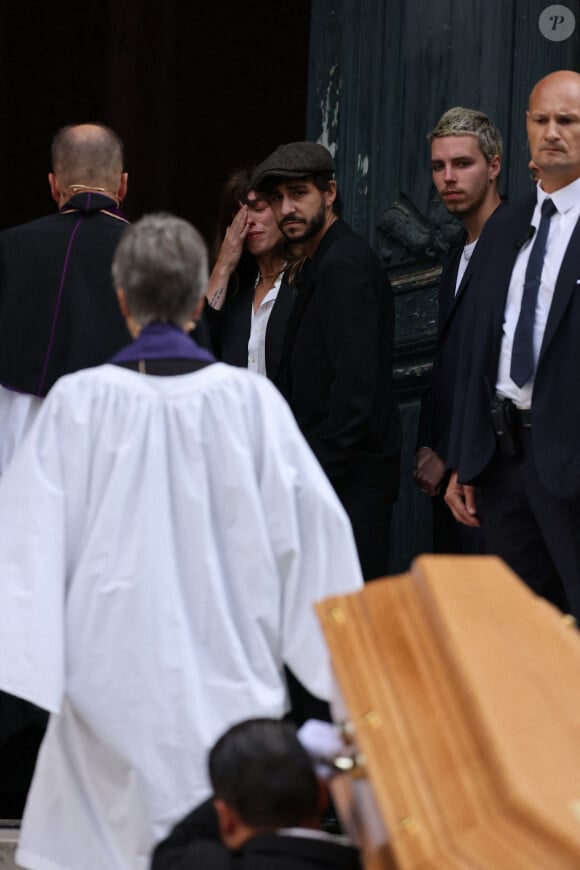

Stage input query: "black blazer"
[
  {"left": 417, "top": 235, "right": 467, "bottom": 457},
  {"left": 450, "top": 193, "right": 580, "bottom": 499},
  {"left": 274, "top": 219, "right": 400, "bottom": 493},
  {"left": 0, "top": 193, "right": 131, "bottom": 397},
  {"left": 417, "top": 203, "right": 507, "bottom": 461},
  {"left": 203, "top": 270, "right": 295, "bottom": 382},
  {"left": 151, "top": 799, "right": 362, "bottom": 870}
]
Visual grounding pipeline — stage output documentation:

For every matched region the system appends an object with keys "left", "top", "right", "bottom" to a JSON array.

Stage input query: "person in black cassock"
[{"left": 0, "top": 121, "right": 131, "bottom": 819}]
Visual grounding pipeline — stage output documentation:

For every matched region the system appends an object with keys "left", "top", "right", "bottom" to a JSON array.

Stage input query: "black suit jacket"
[
  {"left": 151, "top": 799, "right": 361, "bottom": 870},
  {"left": 450, "top": 192, "right": 580, "bottom": 499},
  {"left": 0, "top": 192, "right": 131, "bottom": 396},
  {"left": 417, "top": 235, "right": 467, "bottom": 458},
  {"left": 274, "top": 219, "right": 400, "bottom": 493},
  {"left": 417, "top": 204, "right": 506, "bottom": 461},
  {"left": 203, "top": 269, "right": 295, "bottom": 381}
]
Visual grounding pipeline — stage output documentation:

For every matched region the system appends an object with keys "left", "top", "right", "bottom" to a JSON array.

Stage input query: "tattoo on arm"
[{"left": 208, "top": 286, "right": 226, "bottom": 309}]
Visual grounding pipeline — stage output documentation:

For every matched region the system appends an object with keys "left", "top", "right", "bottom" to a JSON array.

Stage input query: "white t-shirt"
[{"left": 455, "top": 238, "right": 478, "bottom": 294}]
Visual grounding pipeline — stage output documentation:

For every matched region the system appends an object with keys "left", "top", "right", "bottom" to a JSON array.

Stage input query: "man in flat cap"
[{"left": 253, "top": 142, "right": 401, "bottom": 582}]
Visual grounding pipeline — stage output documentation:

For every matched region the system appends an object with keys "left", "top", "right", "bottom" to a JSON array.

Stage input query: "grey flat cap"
[{"left": 252, "top": 141, "right": 335, "bottom": 188}]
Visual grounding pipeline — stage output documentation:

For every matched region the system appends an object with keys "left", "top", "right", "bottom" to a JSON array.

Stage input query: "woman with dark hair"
[{"left": 203, "top": 168, "right": 302, "bottom": 381}]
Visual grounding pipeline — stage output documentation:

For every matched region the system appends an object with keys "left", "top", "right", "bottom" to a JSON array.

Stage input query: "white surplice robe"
[
  {"left": 0, "top": 385, "right": 42, "bottom": 474},
  {"left": 0, "top": 362, "right": 363, "bottom": 870}
]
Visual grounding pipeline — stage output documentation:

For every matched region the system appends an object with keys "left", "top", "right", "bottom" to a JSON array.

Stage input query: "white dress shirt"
[{"left": 496, "top": 177, "right": 580, "bottom": 408}]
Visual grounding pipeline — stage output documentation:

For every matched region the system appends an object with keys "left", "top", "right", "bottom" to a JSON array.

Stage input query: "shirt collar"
[
  {"left": 252, "top": 272, "right": 283, "bottom": 307},
  {"left": 537, "top": 176, "right": 580, "bottom": 215},
  {"left": 276, "top": 827, "right": 353, "bottom": 846}
]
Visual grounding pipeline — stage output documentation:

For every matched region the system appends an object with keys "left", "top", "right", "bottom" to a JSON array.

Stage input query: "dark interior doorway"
[
  {"left": 0, "top": 1, "right": 311, "bottom": 243},
  {"left": 0, "top": 0, "right": 311, "bottom": 821}
]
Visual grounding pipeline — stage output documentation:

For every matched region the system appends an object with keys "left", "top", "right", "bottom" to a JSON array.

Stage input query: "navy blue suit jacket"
[
  {"left": 450, "top": 193, "right": 580, "bottom": 499},
  {"left": 418, "top": 204, "right": 507, "bottom": 463},
  {"left": 417, "top": 233, "right": 468, "bottom": 459}
]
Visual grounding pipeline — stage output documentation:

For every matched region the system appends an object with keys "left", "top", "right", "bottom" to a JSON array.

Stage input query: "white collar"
[
  {"left": 537, "top": 176, "right": 580, "bottom": 215},
  {"left": 276, "top": 827, "right": 353, "bottom": 846}
]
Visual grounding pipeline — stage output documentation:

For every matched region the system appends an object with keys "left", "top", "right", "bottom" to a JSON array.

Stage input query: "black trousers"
[
  {"left": 0, "top": 692, "right": 47, "bottom": 818},
  {"left": 333, "top": 471, "right": 393, "bottom": 582},
  {"left": 433, "top": 491, "right": 485, "bottom": 554},
  {"left": 477, "top": 430, "right": 580, "bottom": 619}
]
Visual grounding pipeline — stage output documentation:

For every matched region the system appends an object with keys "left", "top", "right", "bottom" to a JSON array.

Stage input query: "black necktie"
[{"left": 510, "top": 197, "right": 557, "bottom": 388}]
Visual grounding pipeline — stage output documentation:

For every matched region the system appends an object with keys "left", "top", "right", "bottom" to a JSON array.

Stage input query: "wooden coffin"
[{"left": 316, "top": 555, "right": 580, "bottom": 869}]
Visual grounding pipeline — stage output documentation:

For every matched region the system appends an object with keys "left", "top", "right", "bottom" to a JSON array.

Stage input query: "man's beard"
[
  {"left": 280, "top": 201, "right": 326, "bottom": 243},
  {"left": 443, "top": 180, "right": 490, "bottom": 217}
]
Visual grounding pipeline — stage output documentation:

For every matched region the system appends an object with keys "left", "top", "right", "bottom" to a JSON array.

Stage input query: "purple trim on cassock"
[
  {"left": 110, "top": 322, "right": 215, "bottom": 364},
  {"left": 37, "top": 214, "right": 84, "bottom": 396},
  {"left": 59, "top": 191, "right": 128, "bottom": 222},
  {"left": 0, "top": 383, "right": 36, "bottom": 395}
]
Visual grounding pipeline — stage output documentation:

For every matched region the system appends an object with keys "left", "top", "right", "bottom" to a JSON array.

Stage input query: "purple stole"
[{"left": 110, "top": 322, "right": 215, "bottom": 365}]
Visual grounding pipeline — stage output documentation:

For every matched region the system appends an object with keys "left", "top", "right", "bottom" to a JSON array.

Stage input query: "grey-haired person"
[{"left": 0, "top": 214, "right": 363, "bottom": 870}]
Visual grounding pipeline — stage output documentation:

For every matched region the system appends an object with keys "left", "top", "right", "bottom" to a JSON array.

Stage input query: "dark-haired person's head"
[
  {"left": 211, "top": 167, "right": 255, "bottom": 265},
  {"left": 256, "top": 171, "right": 342, "bottom": 220},
  {"left": 251, "top": 143, "right": 342, "bottom": 256},
  {"left": 211, "top": 166, "right": 286, "bottom": 265},
  {"left": 209, "top": 718, "right": 322, "bottom": 849},
  {"left": 252, "top": 141, "right": 340, "bottom": 215}
]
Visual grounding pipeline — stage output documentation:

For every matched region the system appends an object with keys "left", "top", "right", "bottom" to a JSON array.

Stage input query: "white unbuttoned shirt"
[{"left": 247, "top": 274, "right": 283, "bottom": 375}]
